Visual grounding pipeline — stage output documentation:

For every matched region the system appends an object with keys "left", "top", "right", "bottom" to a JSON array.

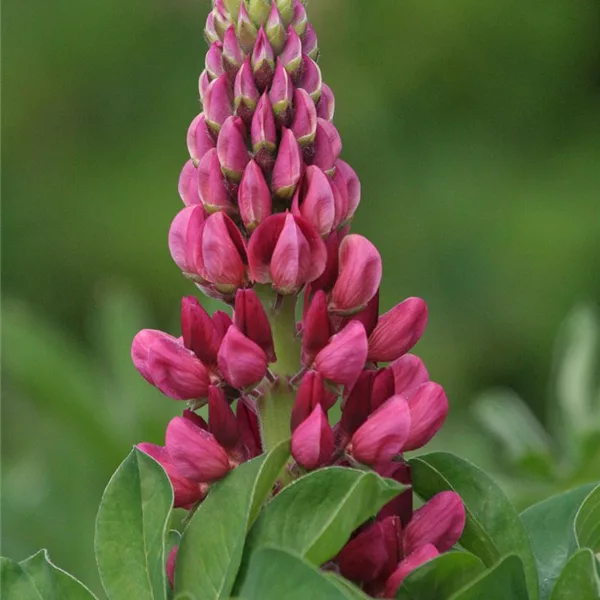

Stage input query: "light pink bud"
[
  {"left": 301, "top": 290, "right": 331, "bottom": 365},
  {"left": 390, "top": 354, "right": 429, "bottom": 396},
  {"left": 292, "top": 165, "right": 336, "bottom": 236},
  {"left": 186, "top": 114, "right": 215, "bottom": 165},
  {"left": 137, "top": 443, "right": 206, "bottom": 508},
  {"left": 291, "top": 88, "right": 318, "bottom": 146},
  {"left": 217, "top": 326, "right": 268, "bottom": 389},
  {"left": 314, "top": 321, "right": 368, "bottom": 389},
  {"left": 291, "top": 404, "right": 334, "bottom": 470},
  {"left": 234, "top": 57, "right": 260, "bottom": 123},
  {"left": 311, "top": 119, "right": 341, "bottom": 173},
  {"left": 367, "top": 297, "right": 428, "bottom": 363},
  {"left": 168, "top": 205, "right": 207, "bottom": 276},
  {"left": 237, "top": 1, "right": 258, "bottom": 53},
  {"left": 316, "top": 83, "right": 335, "bottom": 122},
  {"left": 194, "top": 212, "right": 248, "bottom": 293},
  {"left": 291, "top": 0, "right": 307, "bottom": 36},
  {"left": 237, "top": 399, "right": 262, "bottom": 457},
  {"left": 197, "top": 148, "right": 236, "bottom": 214},
  {"left": 266, "top": 3, "right": 286, "bottom": 54},
  {"left": 333, "top": 159, "right": 360, "bottom": 222},
  {"left": 205, "top": 12, "right": 220, "bottom": 44},
  {"left": 199, "top": 70, "right": 211, "bottom": 104},
  {"left": 222, "top": 25, "right": 245, "bottom": 76},
  {"left": 383, "top": 544, "right": 439, "bottom": 598},
  {"left": 238, "top": 160, "right": 272, "bottom": 231},
  {"left": 212, "top": 0, "right": 233, "bottom": 39},
  {"left": 208, "top": 385, "right": 240, "bottom": 448},
  {"left": 298, "top": 55, "right": 322, "bottom": 103},
  {"left": 206, "top": 42, "right": 225, "bottom": 80},
  {"left": 269, "top": 59, "right": 293, "bottom": 125},
  {"left": 217, "top": 116, "right": 250, "bottom": 182},
  {"left": 281, "top": 27, "right": 303, "bottom": 79},
  {"left": 340, "top": 369, "right": 375, "bottom": 436},
  {"left": 234, "top": 288, "right": 275, "bottom": 362},
  {"left": 181, "top": 296, "right": 221, "bottom": 366},
  {"left": 248, "top": 213, "right": 327, "bottom": 294},
  {"left": 178, "top": 160, "right": 202, "bottom": 206},
  {"left": 302, "top": 23, "right": 319, "bottom": 61},
  {"left": 166, "top": 546, "right": 178, "bottom": 589},
  {"left": 291, "top": 371, "right": 335, "bottom": 432},
  {"left": 204, "top": 74, "right": 234, "bottom": 134},
  {"left": 403, "top": 491, "right": 466, "bottom": 555},
  {"left": 403, "top": 382, "right": 449, "bottom": 451},
  {"left": 166, "top": 416, "right": 231, "bottom": 482},
  {"left": 349, "top": 395, "right": 411, "bottom": 465},
  {"left": 251, "top": 93, "right": 277, "bottom": 171},
  {"left": 251, "top": 28, "right": 275, "bottom": 91},
  {"left": 271, "top": 127, "right": 303, "bottom": 198}
]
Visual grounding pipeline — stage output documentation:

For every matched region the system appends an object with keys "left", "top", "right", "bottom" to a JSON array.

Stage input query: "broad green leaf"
[
  {"left": 521, "top": 483, "right": 597, "bottom": 600},
  {"left": 19, "top": 550, "right": 98, "bottom": 599},
  {"left": 174, "top": 441, "right": 290, "bottom": 600},
  {"left": 449, "top": 554, "right": 529, "bottom": 600},
  {"left": 395, "top": 551, "right": 485, "bottom": 599},
  {"left": 238, "top": 548, "right": 353, "bottom": 600},
  {"left": 242, "top": 467, "right": 404, "bottom": 568},
  {"left": 95, "top": 448, "right": 173, "bottom": 600},
  {"left": 410, "top": 452, "right": 538, "bottom": 600},
  {"left": 549, "top": 549, "right": 600, "bottom": 600},
  {"left": 324, "top": 573, "right": 372, "bottom": 599},
  {"left": 575, "top": 485, "right": 600, "bottom": 552},
  {"left": 1, "top": 557, "right": 44, "bottom": 600}
]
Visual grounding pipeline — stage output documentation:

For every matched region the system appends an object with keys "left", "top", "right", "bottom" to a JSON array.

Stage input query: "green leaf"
[
  {"left": 1, "top": 557, "right": 44, "bottom": 600},
  {"left": 242, "top": 467, "right": 404, "bottom": 568},
  {"left": 324, "top": 573, "right": 372, "bottom": 599},
  {"left": 575, "top": 485, "right": 600, "bottom": 552},
  {"left": 238, "top": 548, "right": 353, "bottom": 600},
  {"left": 95, "top": 448, "right": 173, "bottom": 600},
  {"left": 449, "top": 554, "right": 529, "bottom": 600},
  {"left": 395, "top": 551, "right": 486, "bottom": 599},
  {"left": 174, "top": 441, "right": 290, "bottom": 600},
  {"left": 521, "top": 483, "right": 597, "bottom": 600},
  {"left": 549, "top": 549, "right": 600, "bottom": 600},
  {"left": 410, "top": 452, "right": 539, "bottom": 600},
  {"left": 16, "top": 550, "right": 99, "bottom": 600}
]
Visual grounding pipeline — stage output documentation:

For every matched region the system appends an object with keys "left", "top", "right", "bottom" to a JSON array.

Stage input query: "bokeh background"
[{"left": 2, "top": 0, "right": 600, "bottom": 594}]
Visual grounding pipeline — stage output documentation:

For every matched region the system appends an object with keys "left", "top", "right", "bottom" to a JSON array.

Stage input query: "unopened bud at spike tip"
[
  {"left": 291, "top": 87, "right": 318, "bottom": 147},
  {"left": 251, "top": 93, "right": 277, "bottom": 171},
  {"left": 303, "top": 23, "right": 319, "bottom": 60},
  {"left": 291, "top": 0, "right": 308, "bottom": 37},
  {"left": 205, "top": 12, "right": 220, "bottom": 45},
  {"left": 311, "top": 119, "right": 341, "bottom": 174},
  {"left": 213, "top": 0, "right": 234, "bottom": 40},
  {"left": 204, "top": 74, "right": 234, "bottom": 134},
  {"left": 317, "top": 83, "right": 335, "bottom": 122},
  {"left": 248, "top": 0, "right": 271, "bottom": 26},
  {"left": 217, "top": 116, "right": 250, "bottom": 183},
  {"left": 222, "top": 26, "right": 245, "bottom": 76},
  {"left": 281, "top": 27, "right": 303, "bottom": 79},
  {"left": 234, "top": 57, "right": 260, "bottom": 123},
  {"left": 251, "top": 28, "right": 275, "bottom": 91},
  {"left": 266, "top": 3, "right": 286, "bottom": 55},
  {"left": 298, "top": 55, "right": 322, "bottom": 103},
  {"left": 276, "top": 0, "right": 294, "bottom": 26},
  {"left": 238, "top": 159, "right": 272, "bottom": 231},
  {"left": 271, "top": 128, "right": 303, "bottom": 199},
  {"left": 237, "top": 1, "right": 258, "bottom": 53},
  {"left": 269, "top": 60, "right": 294, "bottom": 126},
  {"left": 223, "top": 0, "right": 242, "bottom": 21},
  {"left": 206, "top": 42, "right": 225, "bottom": 80}
]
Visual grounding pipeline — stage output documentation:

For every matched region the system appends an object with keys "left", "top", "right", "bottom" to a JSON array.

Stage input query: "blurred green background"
[{"left": 2, "top": 0, "right": 600, "bottom": 594}]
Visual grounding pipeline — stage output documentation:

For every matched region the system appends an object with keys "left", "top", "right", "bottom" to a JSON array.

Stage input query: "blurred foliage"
[{"left": 2, "top": 0, "right": 600, "bottom": 593}]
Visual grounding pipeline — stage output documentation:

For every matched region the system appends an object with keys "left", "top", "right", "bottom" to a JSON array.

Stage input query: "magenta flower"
[{"left": 291, "top": 404, "right": 334, "bottom": 470}]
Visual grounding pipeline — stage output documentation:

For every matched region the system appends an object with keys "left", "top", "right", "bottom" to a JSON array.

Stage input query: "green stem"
[
  {"left": 269, "top": 293, "right": 301, "bottom": 378},
  {"left": 257, "top": 383, "right": 295, "bottom": 451}
]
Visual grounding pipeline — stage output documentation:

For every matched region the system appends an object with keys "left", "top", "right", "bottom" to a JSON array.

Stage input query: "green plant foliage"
[
  {"left": 94, "top": 448, "right": 173, "bottom": 600},
  {"left": 395, "top": 551, "right": 485, "bottom": 600},
  {"left": 410, "top": 452, "right": 539, "bottom": 600},
  {"left": 549, "top": 549, "right": 600, "bottom": 600},
  {"left": 174, "top": 442, "right": 290, "bottom": 600},
  {"left": 575, "top": 485, "right": 600, "bottom": 552}
]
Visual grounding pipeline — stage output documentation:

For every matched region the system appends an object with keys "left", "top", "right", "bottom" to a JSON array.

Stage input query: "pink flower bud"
[
  {"left": 204, "top": 74, "right": 234, "bottom": 134},
  {"left": 349, "top": 395, "right": 411, "bottom": 465},
  {"left": 302, "top": 23, "right": 319, "bottom": 60},
  {"left": 403, "top": 491, "right": 466, "bottom": 555},
  {"left": 236, "top": 399, "right": 262, "bottom": 457},
  {"left": 206, "top": 42, "right": 225, "bottom": 80},
  {"left": 316, "top": 83, "right": 335, "bottom": 122},
  {"left": 281, "top": 27, "right": 303, "bottom": 79},
  {"left": 340, "top": 369, "right": 375, "bottom": 436},
  {"left": 217, "top": 116, "right": 250, "bottom": 182},
  {"left": 390, "top": 354, "right": 429, "bottom": 396},
  {"left": 269, "top": 59, "right": 293, "bottom": 125},
  {"left": 342, "top": 290, "right": 380, "bottom": 338},
  {"left": 403, "top": 382, "right": 449, "bottom": 451},
  {"left": 291, "top": 0, "right": 307, "bottom": 36},
  {"left": 265, "top": 3, "right": 286, "bottom": 54},
  {"left": 212, "top": 0, "right": 233, "bottom": 39},
  {"left": 194, "top": 212, "right": 248, "bottom": 293},
  {"left": 181, "top": 296, "right": 221, "bottom": 366},
  {"left": 298, "top": 55, "right": 322, "bottom": 103},
  {"left": 178, "top": 160, "right": 202, "bottom": 206},
  {"left": 205, "top": 11, "right": 220, "bottom": 44},
  {"left": 376, "top": 461, "right": 413, "bottom": 526},
  {"left": 238, "top": 160, "right": 272, "bottom": 231},
  {"left": 222, "top": 25, "right": 245, "bottom": 76},
  {"left": 132, "top": 330, "right": 210, "bottom": 400},
  {"left": 168, "top": 206, "right": 207, "bottom": 277},
  {"left": 383, "top": 544, "right": 439, "bottom": 598},
  {"left": 251, "top": 28, "right": 275, "bottom": 91},
  {"left": 309, "top": 230, "right": 341, "bottom": 292},
  {"left": 301, "top": 290, "right": 331, "bottom": 365},
  {"left": 166, "top": 546, "right": 178, "bottom": 589},
  {"left": 333, "top": 159, "right": 360, "bottom": 222},
  {"left": 248, "top": 213, "right": 327, "bottom": 294},
  {"left": 186, "top": 113, "right": 215, "bottom": 165},
  {"left": 234, "top": 288, "right": 275, "bottom": 362},
  {"left": 197, "top": 148, "right": 236, "bottom": 214},
  {"left": 292, "top": 165, "right": 336, "bottom": 236},
  {"left": 217, "top": 326, "right": 268, "bottom": 389},
  {"left": 371, "top": 366, "right": 395, "bottom": 411},
  {"left": 137, "top": 443, "right": 206, "bottom": 508},
  {"left": 212, "top": 310, "right": 234, "bottom": 343},
  {"left": 291, "top": 371, "right": 334, "bottom": 431},
  {"left": 314, "top": 321, "right": 368, "bottom": 389},
  {"left": 237, "top": 1, "right": 258, "bottom": 53},
  {"left": 199, "top": 70, "right": 211, "bottom": 104},
  {"left": 208, "top": 385, "right": 240, "bottom": 448},
  {"left": 291, "top": 88, "right": 318, "bottom": 147},
  {"left": 271, "top": 128, "right": 303, "bottom": 198},
  {"left": 331, "top": 234, "right": 382, "bottom": 314},
  {"left": 311, "top": 119, "right": 341, "bottom": 173},
  {"left": 251, "top": 93, "right": 277, "bottom": 171},
  {"left": 291, "top": 404, "right": 334, "bottom": 470},
  {"left": 183, "top": 408, "right": 208, "bottom": 430},
  {"left": 234, "top": 57, "right": 260, "bottom": 123},
  {"left": 166, "top": 416, "right": 231, "bottom": 482}
]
